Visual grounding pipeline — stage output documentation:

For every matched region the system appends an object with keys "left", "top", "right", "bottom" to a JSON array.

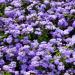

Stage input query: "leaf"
[
  {"left": 36, "top": 66, "right": 45, "bottom": 71},
  {"left": 3, "top": 72, "right": 11, "bottom": 75},
  {"left": 60, "top": 57, "right": 66, "bottom": 63},
  {"left": 50, "top": 59, "right": 54, "bottom": 63},
  {"left": 0, "top": 31, "right": 8, "bottom": 41},
  {"left": 28, "top": 29, "right": 50, "bottom": 42},
  {"left": 17, "top": 35, "right": 25, "bottom": 40},
  {"left": 28, "top": 33, "right": 37, "bottom": 41},
  {"left": 38, "top": 29, "right": 49, "bottom": 42},
  {"left": 0, "top": 13, "right": 3, "bottom": 16},
  {"left": 0, "top": 4, "right": 6, "bottom": 17},
  {"left": 54, "top": 50, "right": 61, "bottom": 56},
  {"left": 64, "top": 14, "right": 75, "bottom": 19},
  {"left": 21, "top": 0, "right": 30, "bottom": 15}
]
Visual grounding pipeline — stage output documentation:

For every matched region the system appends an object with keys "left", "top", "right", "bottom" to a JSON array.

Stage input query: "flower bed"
[{"left": 0, "top": 0, "right": 75, "bottom": 75}]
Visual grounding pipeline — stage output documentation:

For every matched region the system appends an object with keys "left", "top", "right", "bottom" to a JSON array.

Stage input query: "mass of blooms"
[{"left": 0, "top": 0, "right": 75, "bottom": 75}]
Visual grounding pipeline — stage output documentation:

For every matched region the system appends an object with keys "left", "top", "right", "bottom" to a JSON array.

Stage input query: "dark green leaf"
[
  {"left": 36, "top": 66, "right": 45, "bottom": 71},
  {"left": 17, "top": 35, "right": 25, "bottom": 40},
  {"left": 3, "top": 72, "right": 11, "bottom": 75}
]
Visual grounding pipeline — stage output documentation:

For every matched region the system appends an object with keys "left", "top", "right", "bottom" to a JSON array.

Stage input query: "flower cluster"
[{"left": 0, "top": 0, "right": 75, "bottom": 75}]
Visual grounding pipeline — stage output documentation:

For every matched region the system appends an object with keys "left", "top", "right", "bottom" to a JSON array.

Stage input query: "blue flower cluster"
[{"left": 0, "top": 0, "right": 75, "bottom": 75}]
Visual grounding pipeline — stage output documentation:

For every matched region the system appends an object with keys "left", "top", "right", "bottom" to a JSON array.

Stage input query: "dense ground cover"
[{"left": 0, "top": 0, "right": 75, "bottom": 75}]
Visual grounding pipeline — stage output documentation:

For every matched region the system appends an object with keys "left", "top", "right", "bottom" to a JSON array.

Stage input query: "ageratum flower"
[
  {"left": 72, "top": 21, "right": 75, "bottom": 28},
  {"left": 70, "top": 9, "right": 75, "bottom": 14},
  {"left": 0, "top": 0, "right": 5, "bottom": 3},
  {"left": 10, "top": 0, "right": 21, "bottom": 7},
  {"left": 4, "top": 6, "right": 15, "bottom": 18},
  {"left": 58, "top": 18, "right": 68, "bottom": 27},
  {"left": 58, "top": 62, "right": 65, "bottom": 71},
  {"left": 0, "top": 59, "right": 5, "bottom": 67},
  {"left": 0, "top": 0, "right": 75, "bottom": 75},
  {"left": 6, "top": 35, "right": 13, "bottom": 44}
]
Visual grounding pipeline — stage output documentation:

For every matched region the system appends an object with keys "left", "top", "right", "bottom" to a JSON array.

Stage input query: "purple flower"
[
  {"left": 31, "top": 61, "right": 39, "bottom": 67},
  {"left": 35, "top": 31, "right": 42, "bottom": 35},
  {"left": 0, "top": 0, "right": 75, "bottom": 74},
  {"left": 21, "top": 64, "right": 27, "bottom": 71},
  {"left": 64, "top": 72, "right": 70, "bottom": 75},
  {"left": 49, "top": 15, "right": 57, "bottom": 20},
  {"left": 66, "top": 58, "right": 73, "bottom": 63},
  {"left": 11, "top": 0, "right": 21, "bottom": 7},
  {"left": 44, "top": 0, "right": 49, "bottom": 5},
  {"left": 0, "top": 0, "right": 5, "bottom": 3},
  {"left": 58, "top": 65, "right": 65, "bottom": 71},
  {"left": 9, "top": 61, "right": 16, "bottom": 68},
  {"left": 43, "top": 55, "right": 52, "bottom": 61},
  {"left": 40, "top": 62, "right": 48, "bottom": 68},
  {"left": 18, "top": 15, "right": 24, "bottom": 21},
  {"left": 6, "top": 36, "right": 12, "bottom": 44},
  {"left": 3, "top": 65, "right": 9, "bottom": 71},
  {"left": 4, "top": 6, "right": 15, "bottom": 18},
  {"left": 58, "top": 18, "right": 68, "bottom": 27},
  {"left": 0, "top": 59, "right": 5, "bottom": 67},
  {"left": 72, "top": 21, "right": 75, "bottom": 28},
  {"left": 28, "top": 51, "right": 35, "bottom": 56},
  {"left": 71, "top": 35, "right": 75, "bottom": 45},
  {"left": 70, "top": 9, "right": 75, "bottom": 14},
  {"left": 54, "top": 59, "right": 59, "bottom": 65}
]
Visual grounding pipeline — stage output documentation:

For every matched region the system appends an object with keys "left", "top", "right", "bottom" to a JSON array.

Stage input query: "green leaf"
[
  {"left": 54, "top": 50, "right": 61, "bottom": 56},
  {"left": 17, "top": 35, "right": 25, "bottom": 40},
  {"left": 0, "top": 31, "right": 8, "bottom": 41},
  {"left": 29, "top": 33, "right": 37, "bottom": 41},
  {"left": 3, "top": 72, "right": 11, "bottom": 75},
  {"left": 50, "top": 59, "right": 54, "bottom": 63},
  {"left": 38, "top": 29, "right": 49, "bottom": 42},
  {"left": 0, "top": 4, "right": 6, "bottom": 16},
  {"left": 0, "top": 13, "right": 3, "bottom": 16},
  {"left": 36, "top": 66, "right": 45, "bottom": 71},
  {"left": 64, "top": 14, "right": 75, "bottom": 19},
  {"left": 28, "top": 29, "right": 50, "bottom": 42},
  {"left": 60, "top": 57, "right": 66, "bottom": 63}
]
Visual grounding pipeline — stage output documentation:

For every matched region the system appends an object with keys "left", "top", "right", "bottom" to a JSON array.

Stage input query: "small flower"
[
  {"left": 27, "top": 26, "right": 34, "bottom": 32},
  {"left": 4, "top": 6, "right": 15, "bottom": 17},
  {"left": 64, "top": 72, "right": 70, "bottom": 75},
  {"left": 6, "top": 35, "right": 13, "bottom": 44},
  {"left": 58, "top": 18, "right": 68, "bottom": 27},
  {"left": 72, "top": 21, "right": 75, "bottom": 28},
  {"left": 31, "top": 61, "right": 39, "bottom": 67},
  {"left": 58, "top": 65, "right": 65, "bottom": 71},
  {"left": 3, "top": 65, "right": 9, "bottom": 71},
  {"left": 9, "top": 61, "right": 16, "bottom": 68},
  {"left": 70, "top": 9, "right": 75, "bottom": 14},
  {"left": 0, "top": 59, "right": 5, "bottom": 67},
  {"left": 18, "top": 15, "right": 24, "bottom": 21},
  {"left": 71, "top": 35, "right": 75, "bottom": 45},
  {"left": 11, "top": 0, "right": 21, "bottom": 7},
  {"left": 44, "top": 0, "right": 49, "bottom": 4},
  {"left": 0, "top": 0, "right": 5, "bottom": 3}
]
